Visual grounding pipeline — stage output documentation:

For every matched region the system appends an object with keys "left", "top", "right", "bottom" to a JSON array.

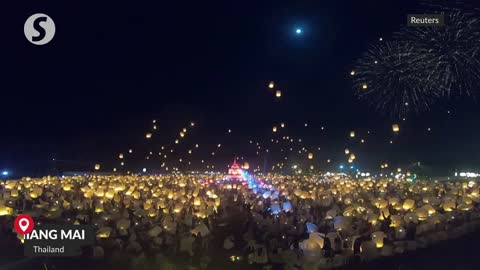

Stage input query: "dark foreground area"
[{"left": 1, "top": 228, "right": 479, "bottom": 270}]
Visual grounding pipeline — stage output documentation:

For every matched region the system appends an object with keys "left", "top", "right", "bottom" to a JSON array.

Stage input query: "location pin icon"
[
  {"left": 14, "top": 214, "right": 34, "bottom": 235},
  {"left": 19, "top": 218, "right": 29, "bottom": 233}
]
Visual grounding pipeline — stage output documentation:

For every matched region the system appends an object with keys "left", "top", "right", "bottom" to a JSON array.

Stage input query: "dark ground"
[{"left": 1, "top": 220, "right": 480, "bottom": 270}]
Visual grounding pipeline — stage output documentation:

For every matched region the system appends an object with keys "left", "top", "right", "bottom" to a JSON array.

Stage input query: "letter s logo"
[{"left": 24, "top": 13, "right": 55, "bottom": 45}]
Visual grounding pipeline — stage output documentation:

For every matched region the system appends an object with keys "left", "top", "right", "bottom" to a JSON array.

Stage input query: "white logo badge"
[{"left": 24, "top": 13, "right": 56, "bottom": 45}]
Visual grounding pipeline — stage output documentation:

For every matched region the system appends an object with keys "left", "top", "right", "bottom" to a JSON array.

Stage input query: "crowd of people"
[{"left": 1, "top": 173, "right": 480, "bottom": 269}]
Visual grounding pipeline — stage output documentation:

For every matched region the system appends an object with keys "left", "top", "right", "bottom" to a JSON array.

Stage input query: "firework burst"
[
  {"left": 352, "top": 41, "right": 440, "bottom": 119},
  {"left": 352, "top": 8, "right": 480, "bottom": 119}
]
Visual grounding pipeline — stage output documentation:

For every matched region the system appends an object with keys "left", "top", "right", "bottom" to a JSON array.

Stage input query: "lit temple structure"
[{"left": 226, "top": 159, "right": 244, "bottom": 180}]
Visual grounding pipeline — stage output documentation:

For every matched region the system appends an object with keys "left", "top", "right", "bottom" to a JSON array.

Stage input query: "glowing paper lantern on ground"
[
  {"left": 306, "top": 223, "right": 318, "bottom": 233},
  {"left": 372, "top": 231, "right": 385, "bottom": 248},
  {"left": 62, "top": 184, "right": 72, "bottom": 191},
  {"left": 392, "top": 124, "right": 400, "bottom": 133},
  {"left": 174, "top": 203, "right": 183, "bottom": 213},
  {"left": 373, "top": 199, "right": 388, "bottom": 209},
  {"left": 402, "top": 199, "right": 415, "bottom": 210},
  {"left": 95, "top": 203, "right": 104, "bottom": 213},
  {"left": 275, "top": 90, "right": 282, "bottom": 98},
  {"left": 390, "top": 215, "right": 403, "bottom": 228},
  {"left": 96, "top": 227, "right": 112, "bottom": 238},
  {"left": 0, "top": 205, "right": 13, "bottom": 216},
  {"left": 459, "top": 203, "right": 473, "bottom": 211},
  {"left": 105, "top": 189, "right": 115, "bottom": 199},
  {"left": 423, "top": 204, "right": 436, "bottom": 215},
  {"left": 147, "top": 208, "right": 157, "bottom": 217},
  {"left": 4, "top": 181, "right": 17, "bottom": 190},
  {"left": 442, "top": 200, "right": 456, "bottom": 212},
  {"left": 388, "top": 197, "right": 399, "bottom": 206},
  {"left": 282, "top": 201, "right": 292, "bottom": 212},
  {"left": 30, "top": 186, "right": 43, "bottom": 198},
  {"left": 415, "top": 208, "right": 428, "bottom": 221},
  {"left": 194, "top": 197, "right": 201, "bottom": 206},
  {"left": 9, "top": 189, "right": 18, "bottom": 199}
]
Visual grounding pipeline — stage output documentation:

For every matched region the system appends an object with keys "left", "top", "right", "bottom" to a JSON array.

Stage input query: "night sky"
[{"left": 1, "top": 0, "right": 480, "bottom": 177}]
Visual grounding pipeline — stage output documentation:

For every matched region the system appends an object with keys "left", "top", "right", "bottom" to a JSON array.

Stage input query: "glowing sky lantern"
[
  {"left": 362, "top": 83, "right": 368, "bottom": 90},
  {"left": 180, "top": 132, "right": 185, "bottom": 137},
  {"left": 344, "top": 148, "right": 350, "bottom": 155},
  {"left": 280, "top": 122, "right": 285, "bottom": 128},
  {"left": 145, "top": 133, "right": 152, "bottom": 139},
  {"left": 242, "top": 162, "right": 250, "bottom": 170},
  {"left": 118, "top": 153, "right": 124, "bottom": 159},
  {"left": 175, "top": 139, "right": 179, "bottom": 144},
  {"left": 308, "top": 153, "right": 313, "bottom": 159},
  {"left": 350, "top": 70, "right": 356, "bottom": 76},
  {"left": 128, "top": 149, "right": 133, "bottom": 153},
  {"left": 392, "top": 124, "right": 400, "bottom": 133},
  {"left": 268, "top": 81, "right": 274, "bottom": 89},
  {"left": 276, "top": 90, "right": 282, "bottom": 98},
  {"left": 273, "top": 126, "right": 277, "bottom": 133},
  {"left": 94, "top": 164, "right": 101, "bottom": 171},
  {"left": 350, "top": 131, "right": 355, "bottom": 138}
]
